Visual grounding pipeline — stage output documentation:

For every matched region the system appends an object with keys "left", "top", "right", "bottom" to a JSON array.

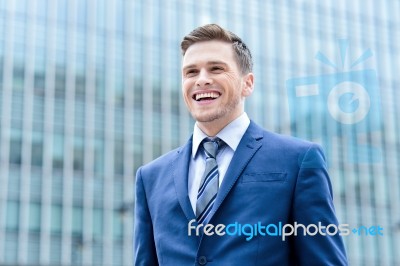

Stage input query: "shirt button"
[{"left": 198, "top": 256, "right": 207, "bottom": 265}]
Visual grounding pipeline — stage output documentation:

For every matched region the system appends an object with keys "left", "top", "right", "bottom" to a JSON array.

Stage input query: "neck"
[{"left": 197, "top": 112, "right": 243, "bottom": 137}]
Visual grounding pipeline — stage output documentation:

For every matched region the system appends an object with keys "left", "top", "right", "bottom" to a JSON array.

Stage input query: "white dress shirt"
[{"left": 188, "top": 112, "right": 251, "bottom": 213}]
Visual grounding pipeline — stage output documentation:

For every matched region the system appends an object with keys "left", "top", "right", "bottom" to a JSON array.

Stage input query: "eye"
[
  {"left": 185, "top": 69, "right": 198, "bottom": 77},
  {"left": 211, "top": 66, "right": 224, "bottom": 72}
]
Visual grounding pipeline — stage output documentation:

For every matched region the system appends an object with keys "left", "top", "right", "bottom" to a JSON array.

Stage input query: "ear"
[{"left": 241, "top": 72, "right": 254, "bottom": 97}]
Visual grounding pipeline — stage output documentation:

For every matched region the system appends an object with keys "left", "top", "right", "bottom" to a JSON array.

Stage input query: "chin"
[{"left": 193, "top": 111, "right": 225, "bottom": 124}]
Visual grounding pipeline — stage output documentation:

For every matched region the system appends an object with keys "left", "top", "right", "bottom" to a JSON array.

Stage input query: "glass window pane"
[
  {"left": 113, "top": 211, "right": 123, "bottom": 239},
  {"left": 72, "top": 206, "right": 83, "bottom": 235},
  {"left": 4, "top": 232, "right": 18, "bottom": 263},
  {"left": 114, "top": 139, "right": 124, "bottom": 175},
  {"left": 9, "top": 140, "right": 22, "bottom": 164},
  {"left": 92, "top": 208, "right": 103, "bottom": 240},
  {"left": 52, "top": 172, "right": 63, "bottom": 203},
  {"left": 92, "top": 242, "right": 102, "bottom": 265},
  {"left": 9, "top": 135, "right": 22, "bottom": 165},
  {"left": 114, "top": 179, "right": 123, "bottom": 205},
  {"left": 73, "top": 136, "right": 84, "bottom": 171},
  {"left": 93, "top": 177, "right": 103, "bottom": 206},
  {"left": 33, "top": 96, "right": 44, "bottom": 130},
  {"left": 6, "top": 201, "right": 19, "bottom": 230},
  {"left": 28, "top": 234, "right": 40, "bottom": 263},
  {"left": 35, "top": 0, "right": 47, "bottom": 19},
  {"left": 94, "top": 138, "right": 104, "bottom": 174},
  {"left": 54, "top": 67, "right": 66, "bottom": 97},
  {"left": 8, "top": 168, "right": 20, "bottom": 199},
  {"left": 29, "top": 202, "right": 41, "bottom": 232},
  {"left": 12, "top": 65, "right": 25, "bottom": 90},
  {"left": 50, "top": 236, "right": 62, "bottom": 263},
  {"left": 51, "top": 205, "right": 62, "bottom": 234},
  {"left": 53, "top": 133, "right": 64, "bottom": 169},
  {"left": 113, "top": 243, "right": 123, "bottom": 265},
  {"left": 31, "top": 132, "right": 43, "bottom": 166},
  {"left": 73, "top": 175, "right": 83, "bottom": 203}
]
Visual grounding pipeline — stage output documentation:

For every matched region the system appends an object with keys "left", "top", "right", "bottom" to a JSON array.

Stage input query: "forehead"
[{"left": 182, "top": 40, "right": 236, "bottom": 67}]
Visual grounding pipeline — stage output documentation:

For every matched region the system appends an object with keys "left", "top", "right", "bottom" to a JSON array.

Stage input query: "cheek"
[
  {"left": 182, "top": 79, "right": 193, "bottom": 94},
  {"left": 181, "top": 83, "right": 193, "bottom": 105},
  {"left": 181, "top": 84, "right": 189, "bottom": 98}
]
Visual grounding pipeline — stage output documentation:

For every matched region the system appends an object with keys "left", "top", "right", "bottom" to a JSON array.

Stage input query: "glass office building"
[{"left": 0, "top": 0, "right": 398, "bottom": 265}]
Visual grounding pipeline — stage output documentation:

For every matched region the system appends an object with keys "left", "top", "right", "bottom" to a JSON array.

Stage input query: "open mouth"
[{"left": 193, "top": 92, "right": 221, "bottom": 102}]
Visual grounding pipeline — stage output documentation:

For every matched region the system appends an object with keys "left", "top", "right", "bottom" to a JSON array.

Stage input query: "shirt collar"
[{"left": 192, "top": 112, "right": 250, "bottom": 158}]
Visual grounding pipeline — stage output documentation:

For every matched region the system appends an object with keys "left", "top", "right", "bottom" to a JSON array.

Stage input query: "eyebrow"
[{"left": 182, "top": 61, "right": 228, "bottom": 71}]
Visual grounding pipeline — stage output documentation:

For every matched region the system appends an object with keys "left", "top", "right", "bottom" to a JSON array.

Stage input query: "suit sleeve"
[
  {"left": 292, "top": 144, "right": 348, "bottom": 265},
  {"left": 134, "top": 167, "right": 158, "bottom": 266}
]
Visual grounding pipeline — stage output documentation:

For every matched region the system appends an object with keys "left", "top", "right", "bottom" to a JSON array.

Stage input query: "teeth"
[{"left": 195, "top": 92, "right": 220, "bottom": 101}]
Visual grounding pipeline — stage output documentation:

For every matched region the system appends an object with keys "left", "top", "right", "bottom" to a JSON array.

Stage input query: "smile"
[{"left": 193, "top": 92, "right": 221, "bottom": 101}]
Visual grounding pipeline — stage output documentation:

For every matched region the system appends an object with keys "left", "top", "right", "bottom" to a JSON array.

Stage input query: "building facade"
[{"left": 0, "top": 0, "right": 399, "bottom": 265}]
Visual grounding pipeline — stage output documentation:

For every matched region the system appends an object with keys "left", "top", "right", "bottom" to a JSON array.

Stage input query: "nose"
[{"left": 195, "top": 69, "right": 213, "bottom": 87}]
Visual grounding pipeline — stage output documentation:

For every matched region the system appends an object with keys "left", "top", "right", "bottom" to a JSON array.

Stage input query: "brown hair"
[{"left": 181, "top": 24, "right": 253, "bottom": 74}]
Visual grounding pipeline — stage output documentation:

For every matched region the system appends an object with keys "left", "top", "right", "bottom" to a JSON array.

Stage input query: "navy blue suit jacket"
[{"left": 134, "top": 121, "right": 347, "bottom": 265}]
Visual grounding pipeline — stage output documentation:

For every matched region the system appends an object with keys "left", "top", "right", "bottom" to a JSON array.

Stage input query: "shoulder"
[
  {"left": 136, "top": 135, "right": 192, "bottom": 173},
  {"left": 248, "top": 121, "right": 326, "bottom": 166},
  {"left": 249, "top": 121, "right": 320, "bottom": 150},
  {"left": 138, "top": 146, "right": 181, "bottom": 174}
]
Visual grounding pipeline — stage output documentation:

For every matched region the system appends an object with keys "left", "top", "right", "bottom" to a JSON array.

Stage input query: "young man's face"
[{"left": 181, "top": 40, "right": 253, "bottom": 131}]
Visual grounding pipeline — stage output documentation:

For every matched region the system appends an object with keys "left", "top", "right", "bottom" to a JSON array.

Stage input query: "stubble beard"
[{"left": 191, "top": 95, "right": 242, "bottom": 123}]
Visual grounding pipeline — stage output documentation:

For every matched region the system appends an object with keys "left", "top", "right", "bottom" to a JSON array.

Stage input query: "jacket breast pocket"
[{"left": 241, "top": 172, "right": 287, "bottom": 183}]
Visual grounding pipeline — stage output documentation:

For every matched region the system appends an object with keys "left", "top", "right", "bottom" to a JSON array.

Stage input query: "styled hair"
[{"left": 180, "top": 24, "right": 253, "bottom": 74}]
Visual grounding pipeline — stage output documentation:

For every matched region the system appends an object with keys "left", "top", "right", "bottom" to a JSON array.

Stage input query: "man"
[{"left": 134, "top": 24, "right": 347, "bottom": 265}]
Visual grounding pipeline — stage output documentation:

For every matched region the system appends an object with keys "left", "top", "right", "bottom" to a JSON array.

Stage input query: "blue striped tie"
[{"left": 196, "top": 138, "right": 222, "bottom": 224}]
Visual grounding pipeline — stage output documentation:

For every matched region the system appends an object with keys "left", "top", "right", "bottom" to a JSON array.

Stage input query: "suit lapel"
[
  {"left": 172, "top": 137, "right": 197, "bottom": 221},
  {"left": 172, "top": 122, "right": 264, "bottom": 223},
  {"left": 211, "top": 121, "right": 264, "bottom": 219}
]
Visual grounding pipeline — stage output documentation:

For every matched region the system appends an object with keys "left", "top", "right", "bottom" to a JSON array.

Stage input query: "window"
[
  {"left": 72, "top": 206, "right": 83, "bottom": 236},
  {"left": 114, "top": 138, "right": 124, "bottom": 175},
  {"left": 30, "top": 171, "right": 42, "bottom": 201},
  {"left": 34, "top": 72, "right": 45, "bottom": 94},
  {"left": 114, "top": 179, "right": 123, "bottom": 205},
  {"left": 6, "top": 201, "right": 19, "bottom": 231},
  {"left": 4, "top": 232, "right": 18, "bottom": 263},
  {"left": 54, "top": 67, "right": 66, "bottom": 97},
  {"left": 92, "top": 242, "right": 103, "bottom": 265},
  {"left": 93, "top": 177, "right": 104, "bottom": 206},
  {"left": 92, "top": 208, "right": 103, "bottom": 240},
  {"left": 31, "top": 132, "right": 43, "bottom": 166},
  {"left": 94, "top": 137, "right": 104, "bottom": 174},
  {"left": 73, "top": 175, "right": 83, "bottom": 203},
  {"left": 8, "top": 167, "right": 20, "bottom": 199},
  {"left": 50, "top": 236, "right": 62, "bottom": 264},
  {"left": 52, "top": 172, "right": 63, "bottom": 203},
  {"left": 73, "top": 136, "right": 84, "bottom": 171},
  {"left": 11, "top": 91, "right": 23, "bottom": 128},
  {"left": 51, "top": 204, "right": 62, "bottom": 234},
  {"left": 9, "top": 138, "right": 22, "bottom": 165},
  {"left": 53, "top": 133, "right": 64, "bottom": 169},
  {"left": 28, "top": 203, "right": 41, "bottom": 232},
  {"left": 12, "top": 65, "right": 24, "bottom": 91},
  {"left": 75, "top": 75, "right": 86, "bottom": 99},
  {"left": 95, "top": 70, "right": 105, "bottom": 104},
  {"left": 32, "top": 96, "right": 44, "bottom": 131},
  {"left": 113, "top": 211, "right": 123, "bottom": 240}
]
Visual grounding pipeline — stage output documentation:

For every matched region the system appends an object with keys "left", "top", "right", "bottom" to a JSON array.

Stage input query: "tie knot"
[{"left": 202, "top": 138, "right": 222, "bottom": 159}]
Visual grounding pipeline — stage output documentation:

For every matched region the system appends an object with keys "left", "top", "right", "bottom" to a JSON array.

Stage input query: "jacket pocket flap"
[{"left": 242, "top": 173, "right": 287, "bottom": 183}]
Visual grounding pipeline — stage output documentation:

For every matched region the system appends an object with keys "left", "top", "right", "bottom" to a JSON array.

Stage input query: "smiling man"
[{"left": 134, "top": 24, "right": 348, "bottom": 266}]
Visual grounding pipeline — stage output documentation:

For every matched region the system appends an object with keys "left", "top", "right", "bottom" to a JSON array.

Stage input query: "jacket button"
[{"left": 198, "top": 256, "right": 207, "bottom": 265}]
